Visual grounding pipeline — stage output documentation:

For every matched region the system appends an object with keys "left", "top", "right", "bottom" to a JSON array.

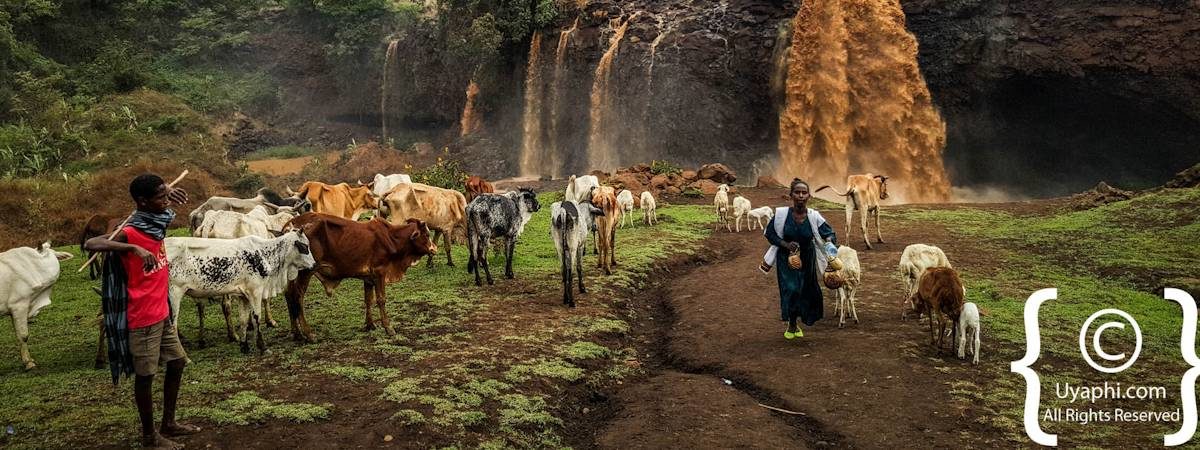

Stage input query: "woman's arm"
[
  {"left": 764, "top": 214, "right": 799, "bottom": 251},
  {"left": 818, "top": 222, "right": 838, "bottom": 247}
]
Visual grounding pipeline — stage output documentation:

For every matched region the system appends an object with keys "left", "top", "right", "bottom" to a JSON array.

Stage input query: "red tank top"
[{"left": 121, "top": 226, "right": 170, "bottom": 329}]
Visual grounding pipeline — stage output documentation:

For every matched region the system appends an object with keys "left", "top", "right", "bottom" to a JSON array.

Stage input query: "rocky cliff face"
[{"left": 515, "top": 0, "right": 1198, "bottom": 195}]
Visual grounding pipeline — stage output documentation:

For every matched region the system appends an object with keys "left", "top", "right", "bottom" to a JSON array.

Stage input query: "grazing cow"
[
  {"left": 362, "top": 173, "right": 413, "bottom": 198},
  {"left": 550, "top": 201, "right": 605, "bottom": 307},
  {"left": 379, "top": 182, "right": 467, "bottom": 267},
  {"left": 465, "top": 176, "right": 495, "bottom": 203},
  {"left": 714, "top": 184, "right": 731, "bottom": 231},
  {"left": 284, "top": 214, "right": 437, "bottom": 343},
  {"left": 0, "top": 243, "right": 72, "bottom": 370},
  {"left": 564, "top": 175, "right": 601, "bottom": 203},
  {"left": 830, "top": 245, "right": 862, "bottom": 328},
  {"left": 591, "top": 186, "right": 621, "bottom": 275},
  {"left": 80, "top": 214, "right": 123, "bottom": 280},
  {"left": 465, "top": 189, "right": 541, "bottom": 286},
  {"left": 815, "top": 174, "right": 889, "bottom": 249},
  {"left": 957, "top": 302, "right": 981, "bottom": 364},
  {"left": 640, "top": 191, "right": 657, "bottom": 226},
  {"left": 747, "top": 206, "right": 773, "bottom": 231},
  {"left": 909, "top": 267, "right": 965, "bottom": 351},
  {"left": 165, "top": 231, "right": 316, "bottom": 354},
  {"left": 616, "top": 189, "right": 635, "bottom": 228},
  {"left": 731, "top": 195, "right": 752, "bottom": 232},
  {"left": 291, "top": 181, "right": 380, "bottom": 221},
  {"left": 898, "top": 244, "right": 952, "bottom": 319},
  {"left": 188, "top": 188, "right": 286, "bottom": 233}
]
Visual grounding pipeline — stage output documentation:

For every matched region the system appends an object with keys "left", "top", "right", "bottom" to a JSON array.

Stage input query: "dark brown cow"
[
  {"left": 80, "top": 214, "right": 123, "bottom": 280},
  {"left": 465, "top": 176, "right": 494, "bottom": 203},
  {"left": 284, "top": 213, "right": 437, "bottom": 343}
]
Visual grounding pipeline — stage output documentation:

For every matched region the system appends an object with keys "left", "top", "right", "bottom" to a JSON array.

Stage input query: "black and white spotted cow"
[
  {"left": 550, "top": 200, "right": 604, "bottom": 307},
  {"left": 165, "top": 230, "right": 315, "bottom": 354},
  {"left": 465, "top": 188, "right": 540, "bottom": 286}
]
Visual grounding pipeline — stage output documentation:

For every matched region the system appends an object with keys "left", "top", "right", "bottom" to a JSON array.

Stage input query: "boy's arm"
[{"left": 84, "top": 230, "right": 159, "bottom": 272}]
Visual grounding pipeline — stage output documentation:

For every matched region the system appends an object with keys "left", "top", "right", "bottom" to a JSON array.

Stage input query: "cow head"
[
  {"left": 288, "top": 229, "right": 317, "bottom": 274},
  {"left": 874, "top": 175, "right": 889, "bottom": 200},
  {"left": 516, "top": 187, "right": 540, "bottom": 213}
]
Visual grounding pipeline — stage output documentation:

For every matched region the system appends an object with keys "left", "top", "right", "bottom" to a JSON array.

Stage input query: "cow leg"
[
  {"left": 576, "top": 246, "right": 586, "bottom": 298},
  {"left": 472, "top": 235, "right": 484, "bottom": 286},
  {"left": 872, "top": 206, "right": 884, "bottom": 243},
  {"left": 249, "top": 294, "right": 268, "bottom": 355},
  {"left": 481, "top": 240, "right": 495, "bottom": 285},
  {"left": 362, "top": 281, "right": 377, "bottom": 331},
  {"left": 12, "top": 308, "right": 35, "bottom": 370},
  {"left": 561, "top": 250, "right": 572, "bottom": 306},
  {"left": 836, "top": 288, "right": 846, "bottom": 328},
  {"left": 95, "top": 314, "right": 108, "bottom": 369},
  {"left": 427, "top": 231, "right": 440, "bottom": 267},
  {"left": 859, "top": 196, "right": 872, "bottom": 249},
  {"left": 237, "top": 297, "right": 252, "bottom": 354},
  {"left": 262, "top": 295, "right": 278, "bottom": 328},
  {"left": 443, "top": 229, "right": 454, "bottom": 266},
  {"left": 221, "top": 298, "right": 236, "bottom": 342},
  {"left": 849, "top": 284, "right": 860, "bottom": 324},
  {"left": 285, "top": 270, "right": 317, "bottom": 343},
  {"left": 504, "top": 238, "right": 515, "bottom": 279},
  {"left": 194, "top": 300, "right": 208, "bottom": 348},
  {"left": 609, "top": 226, "right": 618, "bottom": 267},
  {"left": 843, "top": 201, "right": 854, "bottom": 245},
  {"left": 374, "top": 281, "right": 395, "bottom": 336}
]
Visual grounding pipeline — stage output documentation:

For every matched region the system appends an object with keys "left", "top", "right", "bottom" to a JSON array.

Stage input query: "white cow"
[
  {"left": 714, "top": 184, "right": 731, "bottom": 232},
  {"left": 731, "top": 195, "right": 752, "bottom": 232},
  {"left": 616, "top": 189, "right": 635, "bottom": 228},
  {"left": 898, "top": 243, "right": 953, "bottom": 319},
  {"left": 0, "top": 243, "right": 72, "bottom": 370},
  {"left": 564, "top": 175, "right": 601, "bottom": 203},
  {"left": 364, "top": 173, "right": 412, "bottom": 198},
  {"left": 165, "top": 231, "right": 315, "bottom": 354}
]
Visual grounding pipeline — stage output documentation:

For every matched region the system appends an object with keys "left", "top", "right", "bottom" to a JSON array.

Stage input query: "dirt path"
[{"left": 595, "top": 188, "right": 1005, "bottom": 449}]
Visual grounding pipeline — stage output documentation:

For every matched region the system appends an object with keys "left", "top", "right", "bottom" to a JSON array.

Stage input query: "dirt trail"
[{"left": 595, "top": 188, "right": 1004, "bottom": 449}]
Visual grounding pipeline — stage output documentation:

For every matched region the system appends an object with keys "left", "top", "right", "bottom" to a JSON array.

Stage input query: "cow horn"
[{"left": 286, "top": 185, "right": 296, "bottom": 196}]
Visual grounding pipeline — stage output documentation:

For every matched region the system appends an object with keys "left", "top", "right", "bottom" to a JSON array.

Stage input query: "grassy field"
[
  {"left": 0, "top": 195, "right": 712, "bottom": 449},
  {"left": 892, "top": 187, "right": 1200, "bottom": 446}
]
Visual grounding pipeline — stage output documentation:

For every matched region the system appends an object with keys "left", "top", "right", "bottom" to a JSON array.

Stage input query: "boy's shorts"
[{"left": 130, "top": 318, "right": 188, "bottom": 376}]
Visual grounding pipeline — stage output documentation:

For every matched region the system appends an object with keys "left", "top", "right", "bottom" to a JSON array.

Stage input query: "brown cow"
[
  {"left": 909, "top": 267, "right": 965, "bottom": 351},
  {"left": 379, "top": 182, "right": 467, "bottom": 267},
  {"left": 465, "top": 175, "right": 494, "bottom": 203},
  {"left": 816, "top": 174, "right": 889, "bottom": 250},
  {"left": 291, "top": 182, "right": 379, "bottom": 221},
  {"left": 284, "top": 213, "right": 437, "bottom": 343},
  {"left": 591, "top": 186, "right": 621, "bottom": 275}
]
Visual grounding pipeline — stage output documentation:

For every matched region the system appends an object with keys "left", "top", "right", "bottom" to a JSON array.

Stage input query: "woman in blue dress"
[{"left": 764, "top": 178, "right": 838, "bottom": 339}]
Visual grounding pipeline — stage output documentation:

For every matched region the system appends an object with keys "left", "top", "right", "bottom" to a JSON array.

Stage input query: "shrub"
[
  {"left": 412, "top": 154, "right": 468, "bottom": 192},
  {"left": 650, "top": 159, "right": 682, "bottom": 176}
]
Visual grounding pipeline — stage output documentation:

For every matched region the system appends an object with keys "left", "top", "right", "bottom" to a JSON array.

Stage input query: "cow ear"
[
  {"left": 293, "top": 239, "right": 310, "bottom": 255},
  {"left": 270, "top": 229, "right": 285, "bottom": 237},
  {"left": 590, "top": 205, "right": 605, "bottom": 217}
]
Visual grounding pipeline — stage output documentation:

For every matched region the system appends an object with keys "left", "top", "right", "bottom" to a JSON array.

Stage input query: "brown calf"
[
  {"left": 591, "top": 186, "right": 621, "bottom": 275},
  {"left": 284, "top": 213, "right": 437, "bottom": 343},
  {"left": 465, "top": 175, "right": 494, "bottom": 203},
  {"left": 909, "top": 267, "right": 965, "bottom": 351}
]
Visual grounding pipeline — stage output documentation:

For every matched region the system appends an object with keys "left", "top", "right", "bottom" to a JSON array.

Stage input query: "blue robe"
[{"left": 764, "top": 208, "right": 837, "bottom": 324}]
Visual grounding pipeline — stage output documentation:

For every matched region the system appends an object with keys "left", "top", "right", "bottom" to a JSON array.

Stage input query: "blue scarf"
[{"left": 126, "top": 209, "right": 175, "bottom": 241}]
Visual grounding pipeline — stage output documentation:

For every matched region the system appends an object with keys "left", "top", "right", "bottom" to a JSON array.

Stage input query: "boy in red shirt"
[{"left": 85, "top": 174, "right": 200, "bottom": 449}]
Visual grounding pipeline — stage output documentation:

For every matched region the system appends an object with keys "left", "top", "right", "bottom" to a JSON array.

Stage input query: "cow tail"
[{"left": 466, "top": 217, "right": 477, "bottom": 274}]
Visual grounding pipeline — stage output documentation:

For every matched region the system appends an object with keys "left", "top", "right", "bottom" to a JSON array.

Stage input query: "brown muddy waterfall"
[
  {"left": 778, "top": 0, "right": 951, "bottom": 202},
  {"left": 519, "top": 32, "right": 545, "bottom": 177},
  {"left": 460, "top": 79, "right": 481, "bottom": 137},
  {"left": 587, "top": 17, "right": 634, "bottom": 173},
  {"left": 381, "top": 39, "right": 399, "bottom": 141},
  {"left": 548, "top": 18, "right": 579, "bottom": 179}
]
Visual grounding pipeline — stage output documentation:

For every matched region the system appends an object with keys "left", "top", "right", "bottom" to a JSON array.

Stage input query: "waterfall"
[
  {"left": 777, "top": 0, "right": 951, "bottom": 202},
  {"left": 548, "top": 18, "right": 580, "bottom": 179},
  {"left": 381, "top": 39, "right": 399, "bottom": 143},
  {"left": 460, "top": 79, "right": 481, "bottom": 137},
  {"left": 587, "top": 17, "right": 634, "bottom": 172},
  {"left": 518, "top": 32, "right": 546, "bottom": 177}
]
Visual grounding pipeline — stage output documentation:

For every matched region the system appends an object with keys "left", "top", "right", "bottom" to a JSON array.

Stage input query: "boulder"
[
  {"left": 698, "top": 163, "right": 737, "bottom": 184},
  {"left": 688, "top": 179, "right": 721, "bottom": 195},
  {"left": 1166, "top": 163, "right": 1200, "bottom": 188},
  {"left": 665, "top": 186, "right": 682, "bottom": 196},
  {"left": 609, "top": 173, "right": 645, "bottom": 192},
  {"left": 630, "top": 163, "right": 651, "bottom": 173},
  {"left": 589, "top": 170, "right": 610, "bottom": 182},
  {"left": 650, "top": 174, "right": 670, "bottom": 190},
  {"left": 681, "top": 170, "right": 698, "bottom": 181},
  {"left": 756, "top": 175, "right": 785, "bottom": 188}
]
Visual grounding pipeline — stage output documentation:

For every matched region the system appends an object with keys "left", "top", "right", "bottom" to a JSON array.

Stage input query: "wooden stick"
[
  {"left": 757, "top": 403, "right": 806, "bottom": 416},
  {"left": 78, "top": 170, "right": 189, "bottom": 273}
]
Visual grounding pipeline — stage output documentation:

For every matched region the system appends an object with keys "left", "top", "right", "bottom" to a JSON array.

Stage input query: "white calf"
[
  {"left": 832, "top": 245, "right": 862, "bottom": 328},
  {"left": 731, "top": 196, "right": 751, "bottom": 232},
  {"left": 616, "top": 189, "right": 635, "bottom": 228},
  {"left": 551, "top": 201, "right": 604, "bottom": 307},
  {"left": 640, "top": 191, "right": 657, "bottom": 225},
  {"left": 714, "top": 184, "right": 731, "bottom": 232},
  {"left": 748, "top": 206, "right": 773, "bottom": 231},
  {"left": 957, "top": 302, "right": 981, "bottom": 364}
]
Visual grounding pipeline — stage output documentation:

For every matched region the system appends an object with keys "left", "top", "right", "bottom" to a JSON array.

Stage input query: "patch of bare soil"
[{"left": 246, "top": 153, "right": 338, "bottom": 176}]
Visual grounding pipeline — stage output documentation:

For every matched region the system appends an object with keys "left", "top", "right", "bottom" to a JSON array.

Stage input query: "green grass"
[
  {"left": 0, "top": 195, "right": 713, "bottom": 448},
  {"left": 892, "top": 187, "right": 1200, "bottom": 447}
]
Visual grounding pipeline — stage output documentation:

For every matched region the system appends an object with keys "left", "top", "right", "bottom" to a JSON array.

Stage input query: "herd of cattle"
[{"left": 1, "top": 171, "right": 980, "bottom": 371}]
